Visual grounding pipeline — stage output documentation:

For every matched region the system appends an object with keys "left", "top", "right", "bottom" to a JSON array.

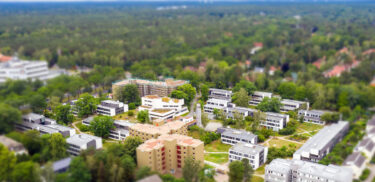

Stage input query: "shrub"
[
  {"left": 79, "top": 124, "right": 89, "bottom": 132},
  {"left": 128, "top": 110, "right": 134, "bottom": 117},
  {"left": 129, "top": 103, "right": 136, "bottom": 110},
  {"left": 360, "top": 168, "right": 370, "bottom": 181}
]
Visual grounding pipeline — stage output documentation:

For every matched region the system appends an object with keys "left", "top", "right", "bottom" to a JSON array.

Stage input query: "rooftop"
[
  {"left": 53, "top": 157, "right": 72, "bottom": 172},
  {"left": 230, "top": 143, "right": 266, "bottom": 155},
  {"left": 113, "top": 78, "right": 187, "bottom": 87},
  {"left": 137, "top": 134, "right": 203, "bottom": 152},
  {"left": 344, "top": 152, "right": 366, "bottom": 168},
  {"left": 66, "top": 133, "right": 101, "bottom": 147},
  {"left": 130, "top": 121, "right": 186, "bottom": 135},
  {"left": 222, "top": 128, "right": 257, "bottom": 141},
  {"left": 0, "top": 135, "right": 24, "bottom": 149}
]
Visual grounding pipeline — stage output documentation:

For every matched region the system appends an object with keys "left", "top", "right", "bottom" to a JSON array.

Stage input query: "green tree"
[
  {"left": 121, "top": 154, "right": 136, "bottom": 182},
  {"left": 89, "top": 116, "right": 115, "bottom": 138},
  {"left": 12, "top": 161, "right": 41, "bottom": 182},
  {"left": 200, "top": 84, "right": 209, "bottom": 101},
  {"left": 256, "top": 97, "right": 282, "bottom": 112},
  {"left": 22, "top": 130, "right": 43, "bottom": 155},
  {"left": 321, "top": 112, "right": 340, "bottom": 124},
  {"left": 278, "top": 82, "right": 297, "bottom": 99},
  {"left": 135, "top": 167, "right": 153, "bottom": 180},
  {"left": 123, "top": 136, "right": 143, "bottom": 160},
  {"left": 183, "top": 157, "right": 202, "bottom": 182},
  {"left": 76, "top": 93, "right": 98, "bottom": 118},
  {"left": 69, "top": 156, "right": 92, "bottom": 182},
  {"left": 30, "top": 94, "right": 47, "bottom": 114},
  {"left": 233, "top": 80, "right": 257, "bottom": 95},
  {"left": 0, "top": 103, "right": 21, "bottom": 134},
  {"left": 242, "top": 158, "right": 253, "bottom": 182},
  {"left": 0, "top": 144, "right": 16, "bottom": 181},
  {"left": 41, "top": 162, "right": 55, "bottom": 182},
  {"left": 55, "top": 104, "right": 74, "bottom": 125},
  {"left": 43, "top": 133, "right": 67, "bottom": 161},
  {"left": 137, "top": 110, "right": 150, "bottom": 123},
  {"left": 172, "top": 84, "right": 196, "bottom": 106},
  {"left": 229, "top": 161, "right": 244, "bottom": 182},
  {"left": 122, "top": 84, "right": 141, "bottom": 105},
  {"left": 233, "top": 88, "right": 250, "bottom": 107}
]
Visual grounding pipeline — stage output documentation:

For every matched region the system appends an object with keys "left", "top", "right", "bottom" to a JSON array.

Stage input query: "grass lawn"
[
  {"left": 188, "top": 130, "right": 201, "bottom": 139},
  {"left": 204, "top": 153, "right": 228, "bottom": 164},
  {"left": 251, "top": 176, "right": 264, "bottom": 182},
  {"left": 255, "top": 165, "right": 265, "bottom": 175},
  {"left": 113, "top": 110, "right": 139, "bottom": 122},
  {"left": 296, "top": 123, "right": 323, "bottom": 133},
  {"left": 267, "top": 138, "right": 302, "bottom": 149},
  {"left": 205, "top": 140, "right": 232, "bottom": 152}
]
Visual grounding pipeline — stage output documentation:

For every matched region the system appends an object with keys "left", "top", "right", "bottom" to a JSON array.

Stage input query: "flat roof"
[
  {"left": 222, "top": 128, "right": 257, "bottom": 141},
  {"left": 138, "top": 134, "right": 203, "bottom": 151},
  {"left": 0, "top": 135, "right": 24, "bottom": 148},
  {"left": 230, "top": 143, "right": 265, "bottom": 155},
  {"left": 66, "top": 133, "right": 101, "bottom": 147},
  {"left": 130, "top": 121, "right": 186, "bottom": 135}
]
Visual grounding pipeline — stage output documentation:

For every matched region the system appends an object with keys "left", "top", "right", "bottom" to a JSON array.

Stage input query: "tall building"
[
  {"left": 208, "top": 88, "right": 232, "bottom": 101},
  {"left": 293, "top": 121, "right": 349, "bottom": 162},
  {"left": 139, "top": 95, "right": 188, "bottom": 120},
  {"left": 265, "top": 158, "right": 352, "bottom": 182},
  {"left": 96, "top": 100, "right": 128, "bottom": 116},
  {"left": 136, "top": 134, "right": 204, "bottom": 174},
  {"left": 112, "top": 78, "right": 188, "bottom": 98},
  {"left": 0, "top": 56, "right": 64, "bottom": 83},
  {"left": 229, "top": 143, "right": 267, "bottom": 169},
  {"left": 129, "top": 120, "right": 188, "bottom": 141}
]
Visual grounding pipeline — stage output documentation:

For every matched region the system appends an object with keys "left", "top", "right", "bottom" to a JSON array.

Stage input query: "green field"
[
  {"left": 267, "top": 138, "right": 302, "bottom": 149},
  {"left": 296, "top": 123, "right": 324, "bottom": 133},
  {"left": 204, "top": 140, "right": 232, "bottom": 152},
  {"left": 251, "top": 176, "right": 264, "bottom": 182},
  {"left": 204, "top": 153, "right": 228, "bottom": 164}
]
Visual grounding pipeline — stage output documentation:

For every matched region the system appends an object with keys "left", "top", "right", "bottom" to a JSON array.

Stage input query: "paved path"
[
  {"left": 72, "top": 121, "right": 81, "bottom": 134},
  {"left": 365, "top": 164, "right": 375, "bottom": 182}
]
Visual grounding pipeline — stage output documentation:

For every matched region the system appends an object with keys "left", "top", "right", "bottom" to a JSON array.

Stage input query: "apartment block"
[
  {"left": 298, "top": 109, "right": 330, "bottom": 125},
  {"left": 129, "top": 120, "right": 188, "bottom": 141},
  {"left": 0, "top": 135, "right": 28, "bottom": 155},
  {"left": 66, "top": 133, "right": 102, "bottom": 156},
  {"left": 260, "top": 112, "right": 290, "bottom": 131},
  {"left": 293, "top": 121, "right": 349, "bottom": 162},
  {"left": 221, "top": 128, "right": 258, "bottom": 145},
  {"left": 265, "top": 158, "right": 352, "bottom": 182},
  {"left": 0, "top": 56, "right": 65, "bottom": 83},
  {"left": 136, "top": 134, "right": 204, "bottom": 174},
  {"left": 139, "top": 95, "right": 188, "bottom": 120},
  {"left": 249, "top": 91, "right": 273, "bottom": 106},
  {"left": 208, "top": 88, "right": 232, "bottom": 101},
  {"left": 96, "top": 100, "right": 128, "bottom": 116},
  {"left": 280, "top": 99, "right": 309, "bottom": 112},
  {"left": 229, "top": 143, "right": 268, "bottom": 169},
  {"left": 112, "top": 78, "right": 188, "bottom": 98}
]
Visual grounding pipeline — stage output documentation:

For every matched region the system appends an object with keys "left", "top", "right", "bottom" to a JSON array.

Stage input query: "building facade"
[
  {"left": 260, "top": 112, "right": 290, "bottom": 131},
  {"left": 249, "top": 91, "right": 273, "bottom": 106},
  {"left": 136, "top": 134, "right": 204, "bottom": 174},
  {"left": 293, "top": 121, "right": 349, "bottom": 162},
  {"left": 298, "top": 110, "right": 330, "bottom": 125},
  {"left": 229, "top": 143, "right": 268, "bottom": 169},
  {"left": 96, "top": 100, "right": 128, "bottom": 116},
  {"left": 129, "top": 121, "right": 188, "bottom": 141},
  {"left": 265, "top": 158, "right": 352, "bottom": 182},
  {"left": 66, "top": 133, "right": 103, "bottom": 156},
  {"left": 280, "top": 99, "right": 309, "bottom": 112},
  {"left": 221, "top": 128, "right": 258, "bottom": 145},
  {"left": 343, "top": 152, "right": 366, "bottom": 179},
  {"left": 208, "top": 88, "right": 232, "bottom": 101},
  {"left": 112, "top": 78, "right": 188, "bottom": 98},
  {"left": 139, "top": 95, "right": 188, "bottom": 120}
]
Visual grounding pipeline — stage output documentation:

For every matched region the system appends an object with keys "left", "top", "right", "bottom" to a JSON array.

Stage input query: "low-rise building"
[
  {"left": 83, "top": 117, "right": 134, "bottom": 141},
  {"left": 208, "top": 88, "right": 232, "bottom": 101},
  {"left": 66, "top": 133, "right": 102, "bottom": 156},
  {"left": 298, "top": 109, "right": 330, "bottom": 125},
  {"left": 280, "top": 99, "right": 309, "bottom": 112},
  {"left": 343, "top": 152, "right": 366, "bottom": 179},
  {"left": 265, "top": 158, "right": 352, "bottom": 182},
  {"left": 354, "top": 137, "right": 375, "bottom": 159},
  {"left": 0, "top": 135, "right": 28, "bottom": 155},
  {"left": 53, "top": 157, "right": 72, "bottom": 173},
  {"left": 260, "top": 112, "right": 289, "bottom": 131},
  {"left": 228, "top": 143, "right": 267, "bottom": 169},
  {"left": 221, "top": 128, "right": 257, "bottom": 145},
  {"left": 293, "top": 121, "right": 349, "bottom": 162},
  {"left": 224, "top": 106, "right": 257, "bottom": 120},
  {"left": 139, "top": 95, "right": 188, "bottom": 120},
  {"left": 136, "top": 134, "right": 204, "bottom": 174},
  {"left": 96, "top": 100, "right": 128, "bottom": 116},
  {"left": 129, "top": 121, "right": 188, "bottom": 141},
  {"left": 249, "top": 91, "right": 273, "bottom": 106},
  {"left": 203, "top": 98, "right": 231, "bottom": 114}
]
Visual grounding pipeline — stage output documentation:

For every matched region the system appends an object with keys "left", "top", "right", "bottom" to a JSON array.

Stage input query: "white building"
[
  {"left": 260, "top": 112, "right": 289, "bottom": 131},
  {"left": 280, "top": 99, "right": 309, "bottom": 112},
  {"left": 96, "top": 100, "right": 128, "bottom": 116},
  {"left": 265, "top": 158, "right": 352, "bottom": 182},
  {"left": 221, "top": 128, "right": 258, "bottom": 145},
  {"left": 139, "top": 95, "right": 188, "bottom": 120},
  {"left": 343, "top": 152, "right": 366, "bottom": 179},
  {"left": 354, "top": 137, "right": 375, "bottom": 159},
  {"left": 249, "top": 91, "right": 273, "bottom": 106},
  {"left": 0, "top": 57, "right": 64, "bottom": 83},
  {"left": 83, "top": 117, "right": 134, "bottom": 141},
  {"left": 229, "top": 143, "right": 268, "bottom": 170},
  {"left": 208, "top": 88, "right": 232, "bottom": 101},
  {"left": 66, "top": 133, "right": 102, "bottom": 156},
  {"left": 203, "top": 98, "right": 231, "bottom": 114},
  {"left": 298, "top": 109, "right": 330, "bottom": 125}
]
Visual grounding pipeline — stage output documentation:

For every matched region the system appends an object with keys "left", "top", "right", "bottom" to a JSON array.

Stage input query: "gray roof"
[
  {"left": 209, "top": 88, "right": 232, "bottom": 94},
  {"left": 368, "top": 115, "right": 375, "bottom": 126},
  {"left": 230, "top": 143, "right": 265, "bottom": 155},
  {"left": 20, "top": 122, "right": 60, "bottom": 134},
  {"left": 298, "top": 109, "right": 327, "bottom": 115},
  {"left": 344, "top": 152, "right": 366, "bottom": 168},
  {"left": 137, "top": 174, "right": 162, "bottom": 182},
  {"left": 22, "top": 113, "right": 44, "bottom": 121},
  {"left": 281, "top": 99, "right": 307, "bottom": 105},
  {"left": 67, "top": 133, "right": 101, "bottom": 147},
  {"left": 294, "top": 121, "right": 349, "bottom": 157},
  {"left": 0, "top": 135, "right": 24, "bottom": 149},
  {"left": 266, "top": 158, "right": 293, "bottom": 174},
  {"left": 46, "top": 124, "right": 74, "bottom": 132},
  {"left": 53, "top": 157, "right": 72, "bottom": 172},
  {"left": 222, "top": 128, "right": 257, "bottom": 141},
  {"left": 356, "top": 137, "right": 375, "bottom": 152}
]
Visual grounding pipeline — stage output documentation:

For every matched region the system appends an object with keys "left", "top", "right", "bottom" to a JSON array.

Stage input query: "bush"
[
  {"left": 128, "top": 110, "right": 134, "bottom": 117},
  {"left": 79, "top": 124, "right": 90, "bottom": 132},
  {"left": 279, "top": 127, "right": 296, "bottom": 135},
  {"left": 258, "top": 134, "right": 265, "bottom": 142},
  {"left": 129, "top": 103, "right": 136, "bottom": 110},
  {"left": 360, "top": 168, "right": 370, "bottom": 181}
]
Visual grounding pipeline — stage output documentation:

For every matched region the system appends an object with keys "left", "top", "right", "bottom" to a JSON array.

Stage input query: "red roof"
[
  {"left": 323, "top": 60, "right": 360, "bottom": 78},
  {"left": 245, "top": 60, "right": 251, "bottom": 66},
  {"left": 253, "top": 42, "right": 263, "bottom": 48},
  {"left": 338, "top": 47, "right": 349, "bottom": 54},
  {"left": 363, "top": 49, "right": 375, "bottom": 55},
  {"left": 0, "top": 54, "right": 12, "bottom": 62},
  {"left": 269, "top": 66, "right": 278, "bottom": 71},
  {"left": 312, "top": 56, "right": 326, "bottom": 69}
]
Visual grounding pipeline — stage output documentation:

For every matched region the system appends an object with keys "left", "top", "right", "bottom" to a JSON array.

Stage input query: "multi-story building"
[
  {"left": 139, "top": 95, "right": 188, "bottom": 120},
  {"left": 221, "top": 128, "right": 258, "bottom": 145},
  {"left": 354, "top": 137, "right": 375, "bottom": 160},
  {"left": 343, "top": 152, "right": 366, "bottom": 179},
  {"left": 260, "top": 112, "right": 289, "bottom": 131},
  {"left": 293, "top": 121, "right": 349, "bottom": 162},
  {"left": 280, "top": 99, "right": 309, "bottom": 112},
  {"left": 203, "top": 98, "right": 231, "bottom": 114},
  {"left": 0, "top": 135, "right": 28, "bottom": 155},
  {"left": 265, "top": 158, "right": 352, "bottom": 182},
  {"left": 208, "top": 88, "right": 232, "bottom": 101},
  {"left": 112, "top": 78, "right": 188, "bottom": 98},
  {"left": 298, "top": 109, "right": 330, "bottom": 125},
  {"left": 136, "top": 134, "right": 204, "bottom": 174},
  {"left": 0, "top": 57, "right": 64, "bottom": 83},
  {"left": 96, "top": 100, "right": 128, "bottom": 116},
  {"left": 66, "top": 133, "right": 102, "bottom": 156},
  {"left": 129, "top": 120, "right": 188, "bottom": 141},
  {"left": 83, "top": 117, "right": 134, "bottom": 141},
  {"left": 224, "top": 106, "right": 257, "bottom": 120},
  {"left": 228, "top": 143, "right": 268, "bottom": 169},
  {"left": 249, "top": 91, "right": 273, "bottom": 106}
]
